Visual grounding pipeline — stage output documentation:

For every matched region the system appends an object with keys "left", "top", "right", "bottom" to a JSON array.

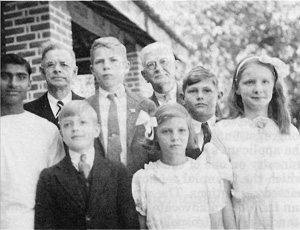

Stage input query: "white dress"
[
  {"left": 132, "top": 157, "right": 225, "bottom": 229},
  {"left": 1, "top": 111, "right": 65, "bottom": 229},
  {"left": 215, "top": 117, "right": 300, "bottom": 229}
]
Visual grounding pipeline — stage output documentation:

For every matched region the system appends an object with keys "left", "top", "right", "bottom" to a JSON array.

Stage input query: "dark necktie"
[
  {"left": 201, "top": 122, "right": 211, "bottom": 152},
  {"left": 107, "top": 94, "right": 122, "bottom": 162},
  {"left": 56, "top": 100, "right": 64, "bottom": 117},
  {"left": 78, "top": 154, "right": 91, "bottom": 179}
]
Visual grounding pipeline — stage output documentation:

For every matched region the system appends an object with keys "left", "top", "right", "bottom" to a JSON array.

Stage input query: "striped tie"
[{"left": 56, "top": 100, "right": 64, "bottom": 117}]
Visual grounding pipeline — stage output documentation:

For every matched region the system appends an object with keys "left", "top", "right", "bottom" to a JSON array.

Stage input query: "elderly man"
[
  {"left": 87, "top": 37, "right": 156, "bottom": 175},
  {"left": 141, "top": 42, "right": 184, "bottom": 106},
  {"left": 25, "top": 42, "right": 84, "bottom": 129},
  {"left": 1, "top": 53, "right": 64, "bottom": 229}
]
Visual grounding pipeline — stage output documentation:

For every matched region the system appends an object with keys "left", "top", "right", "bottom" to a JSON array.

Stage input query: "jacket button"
[{"left": 86, "top": 215, "right": 91, "bottom": 221}]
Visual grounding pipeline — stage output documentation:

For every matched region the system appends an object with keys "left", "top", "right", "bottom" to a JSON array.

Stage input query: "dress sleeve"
[
  {"left": 46, "top": 127, "right": 65, "bottom": 167},
  {"left": 205, "top": 164, "right": 226, "bottom": 214},
  {"left": 132, "top": 169, "right": 147, "bottom": 216},
  {"left": 201, "top": 142, "right": 233, "bottom": 182}
]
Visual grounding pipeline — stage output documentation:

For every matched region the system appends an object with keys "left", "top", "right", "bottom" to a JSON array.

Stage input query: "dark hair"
[
  {"left": 1, "top": 53, "right": 32, "bottom": 76},
  {"left": 228, "top": 56, "right": 291, "bottom": 134},
  {"left": 182, "top": 66, "right": 222, "bottom": 118}
]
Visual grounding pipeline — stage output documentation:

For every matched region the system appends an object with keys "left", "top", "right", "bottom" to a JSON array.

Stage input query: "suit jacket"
[
  {"left": 24, "top": 91, "right": 84, "bottom": 129},
  {"left": 34, "top": 148, "right": 139, "bottom": 229},
  {"left": 87, "top": 89, "right": 156, "bottom": 175},
  {"left": 149, "top": 82, "right": 185, "bottom": 107}
]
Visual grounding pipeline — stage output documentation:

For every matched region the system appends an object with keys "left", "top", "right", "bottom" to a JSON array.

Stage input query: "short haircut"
[
  {"left": 140, "top": 42, "right": 175, "bottom": 66},
  {"left": 90, "top": 37, "right": 127, "bottom": 63},
  {"left": 58, "top": 100, "right": 98, "bottom": 125},
  {"left": 41, "top": 41, "right": 76, "bottom": 63},
  {"left": 144, "top": 103, "right": 198, "bottom": 152},
  {"left": 182, "top": 66, "right": 218, "bottom": 92},
  {"left": 1, "top": 53, "right": 32, "bottom": 76}
]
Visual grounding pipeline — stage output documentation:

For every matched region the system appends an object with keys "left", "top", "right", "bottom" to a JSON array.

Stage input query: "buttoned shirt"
[
  {"left": 69, "top": 147, "right": 95, "bottom": 171},
  {"left": 47, "top": 91, "right": 72, "bottom": 117},
  {"left": 98, "top": 86, "right": 127, "bottom": 165},
  {"left": 154, "top": 84, "right": 177, "bottom": 105},
  {"left": 192, "top": 116, "right": 216, "bottom": 148}
]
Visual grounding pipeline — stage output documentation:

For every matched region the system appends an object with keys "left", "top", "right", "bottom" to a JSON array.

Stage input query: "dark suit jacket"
[
  {"left": 24, "top": 91, "right": 84, "bottom": 129},
  {"left": 149, "top": 82, "right": 185, "bottom": 107},
  {"left": 34, "top": 148, "right": 139, "bottom": 229},
  {"left": 87, "top": 89, "right": 156, "bottom": 175}
]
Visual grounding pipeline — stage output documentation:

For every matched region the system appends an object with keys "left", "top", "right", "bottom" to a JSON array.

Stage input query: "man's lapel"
[
  {"left": 55, "top": 156, "right": 86, "bottom": 213},
  {"left": 149, "top": 93, "right": 160, "bottom": 107},
  {"left": 126, "top": 93, "right": 140, "bottom": 146}
]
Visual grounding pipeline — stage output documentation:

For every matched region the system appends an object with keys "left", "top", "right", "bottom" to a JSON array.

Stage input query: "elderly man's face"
[
  {"left": 142, "top": 48, "right": 177, "bottom": 89},
  {"left": 41, "top": 49, "right": 77, "bottom": 89}
]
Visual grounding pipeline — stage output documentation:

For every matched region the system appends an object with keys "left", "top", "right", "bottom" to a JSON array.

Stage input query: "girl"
[
  {"left": 215, "top": 55, "right": 300, "bottom": 229},
  {"left": 132, "top": 103, "right": 225, "bottom": 229}
]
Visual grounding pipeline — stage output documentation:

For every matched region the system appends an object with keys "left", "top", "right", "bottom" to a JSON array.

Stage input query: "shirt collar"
[
  {"left": 69, "top": 147, "right": 95, "bottom": 170},
  {"left": 154, "top": 84, "right": 177, "bottom": 102},
  {"left": 192, "top": 115, "right": 216, "bottom": 134},
  {"left": 99, "top": 85, "right": 126, "bottom": 99},
  {"left": 47, "top": 91, "right": 72, "bottom": 105}
]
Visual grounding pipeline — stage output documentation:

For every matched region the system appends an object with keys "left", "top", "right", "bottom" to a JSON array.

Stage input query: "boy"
[
  {"left": 181, "top": 66, "right": 236, "bottom": 229},
  {"left": 88, "top": 37, "right": 156, "bottom": 175},
  {"left": 1, "top": 53, "right": 64, "bottom": 229},
  {"left": 34, "top": 100, "right": 139, "bottom": 229}
]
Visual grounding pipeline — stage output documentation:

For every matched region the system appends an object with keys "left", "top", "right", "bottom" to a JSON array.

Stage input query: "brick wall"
[{"left": 3, "top": 1, "right": 73, "bottom": 102}]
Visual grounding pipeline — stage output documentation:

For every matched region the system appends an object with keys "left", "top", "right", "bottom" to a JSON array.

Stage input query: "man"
[
  {"left": 141, "top": 42, "right": 184, "bottom": 106},
  {"left": 24, "top": 42, "right": 84, "bottom": 129},
  {"left": 87, "top": 37, "right": 156, "bottom": 175},
  {"left": 1, "top": 53, "right": 64, "bottom": 229}
]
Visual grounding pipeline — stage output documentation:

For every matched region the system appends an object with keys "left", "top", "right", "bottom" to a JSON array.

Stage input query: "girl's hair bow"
[{"left": 136, "top": 110, "right": 157, "bottom": 140}]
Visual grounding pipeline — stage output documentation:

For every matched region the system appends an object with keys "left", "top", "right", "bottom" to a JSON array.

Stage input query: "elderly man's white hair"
[{"left": 140, "top": 42, "right": 175, "bottom": 66}]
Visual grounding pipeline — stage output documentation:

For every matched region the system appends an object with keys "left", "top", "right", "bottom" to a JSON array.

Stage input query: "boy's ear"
[
  {"left": 179, "top": 92, "right": 186, "bottom": 105},
  {"left": 94, "top": 123, "right": 101, "bottom": 137}
]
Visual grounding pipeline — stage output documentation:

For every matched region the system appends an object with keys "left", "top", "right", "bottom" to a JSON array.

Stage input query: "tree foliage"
[{"left": 146, "top": 0, "right": 300, "bottom": 128}]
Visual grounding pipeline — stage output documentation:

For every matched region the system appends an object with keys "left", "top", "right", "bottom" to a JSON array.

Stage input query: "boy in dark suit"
[{"left": 34, "top": 100, "right": 139, "bottom": 229}]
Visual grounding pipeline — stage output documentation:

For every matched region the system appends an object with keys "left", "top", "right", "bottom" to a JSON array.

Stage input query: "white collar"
[
  {"left": 98, "top": 85, "right": 126, "bottom": 99},
  {"left": 192, "top": 116, "right": 216, "bottom": 134},
  {"left": 47, "top": 91, "right": 72, "bottom": 105},
  {"left": 69, "top": 147, "right": 95, "bottom": 170}
]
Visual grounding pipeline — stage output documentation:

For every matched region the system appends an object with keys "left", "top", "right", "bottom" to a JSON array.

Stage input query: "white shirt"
[
  {"left": 192, "top": 115, "right": 216, "bottom": 147},
  {"left": 1, "top": 111, "right": 65, "bottom": 229},
  {"left": 47, "top": 91, "right": 72, "bottom": 117},
  {"left": 98, "top": 86, "right": 127, "bottom": 165},
  {"left": 69, "top": 147, "right": 95, "bottom": 171},
  {"left": 154, "top": 84, "right": 177, "bottom": 105}
]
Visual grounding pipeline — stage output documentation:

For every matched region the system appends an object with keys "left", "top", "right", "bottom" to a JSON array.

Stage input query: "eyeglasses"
[
  {"left": 146, "top": 58, "right": 169, "bottom": 70},
  {"left": 41, "top": 61, "right": 71, "bottom": 70}
]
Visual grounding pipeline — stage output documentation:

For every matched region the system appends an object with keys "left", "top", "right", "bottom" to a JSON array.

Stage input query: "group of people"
[{"left": 1, "top": 36, "right": 299, "bottom": 230}]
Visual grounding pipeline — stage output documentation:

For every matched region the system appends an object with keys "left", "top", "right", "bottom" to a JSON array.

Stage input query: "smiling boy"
[{"left": 34, "top": 100, "right": 139, "bottom": 229}]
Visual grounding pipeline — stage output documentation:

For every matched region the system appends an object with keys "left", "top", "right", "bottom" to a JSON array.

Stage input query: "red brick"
[
  {"left": 17, "top": 50, "right": 36, "bottom": 58},
  {"left": 30, "top": 83, "right": 38, "bottom": 91},
  {"left": 3, "top": 4, "right": 16, "bottom": 12},
  {"left": 126, "top": 77, "right": 139, "bottom": 82},
  {"left": 62, "top": 21, "right": 71, "bottom": 30},
  {"left": 4, "top": 20, "right": 13, "bottom": 27},
  {"left": 5, "top": 11, "right": 23, "bottom": 19},
  {"left": 5, "top": 37, "right": 14, "bottom": 44},
  {"left": 50, "top": 14, "right": 61, "bottom": 24},
  {"left": 55, "top": 11, "right": 65, "bottom": 20},
  {"left": 31, "top": 22, "right": 51, "bottom": 31},
  {"left": 29, "top": 7, "right": 49, "bottom": 15},
  {"left": 16, "top": 33, "right": 35, "bottom": 42},
  {"left": 17, "top": 2, "right": 38, "bottom": 10},
  {"left": 42, "top": 31, "right": 50, "bottom": 38},
  {"left": 31, "top": 67, "right": 37, "bottom": 74},
  {"left": 30, "top": 41, "right": 46, "bottom": 49},
  {"left": 32, "top": 75, "right": 45, "bottom": 81},
  {"left": 40, "top": 1, "right": 49, "bottom": 5},
  {"left": 6, "top": 43, "right": 27, "bottom": 52},
  {"left": 132, "top": 88, "right": 140, "bottom": 92},
  {"left": 15, "top": 17, "right": 35, "bottom": 25},
  {"left": 41, "top": 15, "right": 50, "bottom": 21},
  {"left": 130, "top": 66, "right": 139, "bottom": 71},
  {"left": 5, "top": 27, "right": 24, "bottom": 36}
]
